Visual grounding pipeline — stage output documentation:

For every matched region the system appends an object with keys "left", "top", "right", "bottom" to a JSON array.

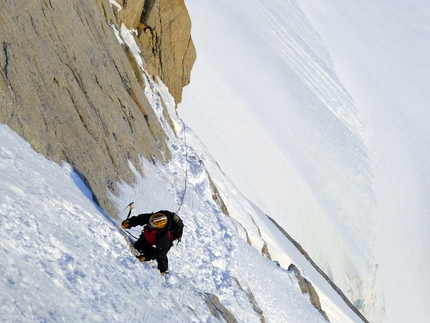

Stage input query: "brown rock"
[
  {"left": 109, "top": 0, "right": 196, "bottom": 105},
  {"left": 136, "top": 0, "right": 196, "bottom": 105},
  {"left": 0, "top": 0, "right": 173, "bottom": 217},
  {"left": 118, "top": 0, "right": 146, "bottom": 29},
  {"left": 288, "top": 264, "right": 330, "bottom": 321}
]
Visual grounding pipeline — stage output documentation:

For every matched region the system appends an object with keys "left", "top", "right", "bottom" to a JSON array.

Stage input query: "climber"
[{"left": 121, "top": 210, "right": 183, "bottom": 276}]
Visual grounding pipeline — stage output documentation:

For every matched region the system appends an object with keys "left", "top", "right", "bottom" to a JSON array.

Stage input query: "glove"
[
  {"left": 138, "top": 255, "right": 146, "bottom": 262},
  {"left": 121, "top": 220, "right": 129, "bottom": 229}
]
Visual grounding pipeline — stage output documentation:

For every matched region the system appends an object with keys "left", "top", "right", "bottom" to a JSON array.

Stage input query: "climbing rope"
[
  {"left": 175, "top": 118, "right": 189, "bottom": 215},
  {"left": 122, "top": 117, "right": 189, "bottom": 224}
]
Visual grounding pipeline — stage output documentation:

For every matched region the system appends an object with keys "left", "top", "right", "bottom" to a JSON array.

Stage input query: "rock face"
[
  {"left": 114, "top": 0, "right": 196, "bottom": 104},
  {"left": 288, "top": 264, "right": 329, "bottom": 321},
  {"left": 0, "top": 0, "right": 195, "bottom": 217}
]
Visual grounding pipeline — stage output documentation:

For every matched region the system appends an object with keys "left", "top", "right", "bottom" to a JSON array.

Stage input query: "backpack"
[
  {"left": 162, "top": 211, "right": 184, "bottom": 244},
  {"left": 171, "top": 214, "right": 184, "bottom": 244}
]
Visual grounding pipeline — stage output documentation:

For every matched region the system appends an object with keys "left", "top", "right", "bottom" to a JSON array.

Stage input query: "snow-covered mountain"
[
  {"left": 0, "top": 72, "right": 363, "bottom": 322},
  {"left": 180, "top": 1, "right": 430, "bottom": 322},
  {"left": 2, "top": 0, "right": 429, "bottom": 322}
]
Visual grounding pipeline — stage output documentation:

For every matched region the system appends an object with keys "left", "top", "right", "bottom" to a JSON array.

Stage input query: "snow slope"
[
  {"left": 0, "top": 93, "right": 359, "bottom": 322},
  {"left": 3, "top": 0, "right": 428, "bottom": 321},
  {"left": 181, "top": 0, "right": 430, "bottom": 322},
  {"left": 0, "top": 22, "right": 364, "bottom": 322},
  {"left": 297, "top": 2, "right": 430, "bottom": 323},
  {"left": 181, "top": 0, "right": 381, "bottom": 321}
]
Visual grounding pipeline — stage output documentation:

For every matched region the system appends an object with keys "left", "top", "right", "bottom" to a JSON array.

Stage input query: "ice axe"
[
  {"left": 124, "top": 202, "right": 134, "bottom": 220},
  {"left": 122, "top": 202, "right": 139, "bottom": 239}
]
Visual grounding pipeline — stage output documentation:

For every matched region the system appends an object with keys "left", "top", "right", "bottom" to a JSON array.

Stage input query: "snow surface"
[
  {"left": 180, "top": 0, "right": 430, "bottom": 322},
  {"left": 297, "top": 2, "right": 430, "bottom": 323},
  {"left": 3, "top": 0, "right": 428, "bottom": 321},
  {"left": 0, "top": 19, "right": 365, "bottom": 323},
  {"left": 0, "top": 90, "right": 355, "bottom": 322}
]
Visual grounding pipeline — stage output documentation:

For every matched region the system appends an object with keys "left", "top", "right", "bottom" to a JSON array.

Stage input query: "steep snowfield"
[
  {"left": 181, "top": 0, "right": 430, "bottom": 322},
  {"left": 0, "top": 22, "right": 364, "bottom": 322},
  {"left": 297, "top": 2, "right": 430, "bottom": 322},
  {"left": 0, "top": 88, "right": 360, "bottom": 322},
  {"left": 3, "top": 0, "right": 428, "bottom": 321},
  {"left": 181, "top": 0, "right": 381, "bottom": 321}
]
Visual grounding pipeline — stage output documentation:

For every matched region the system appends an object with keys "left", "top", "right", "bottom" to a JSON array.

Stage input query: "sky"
[
  {"left": 0, "top": 16, "right": 364, "bottom": 322},
  {"left": 180, "top": 0, "right": 430, "bottom": 322}
]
